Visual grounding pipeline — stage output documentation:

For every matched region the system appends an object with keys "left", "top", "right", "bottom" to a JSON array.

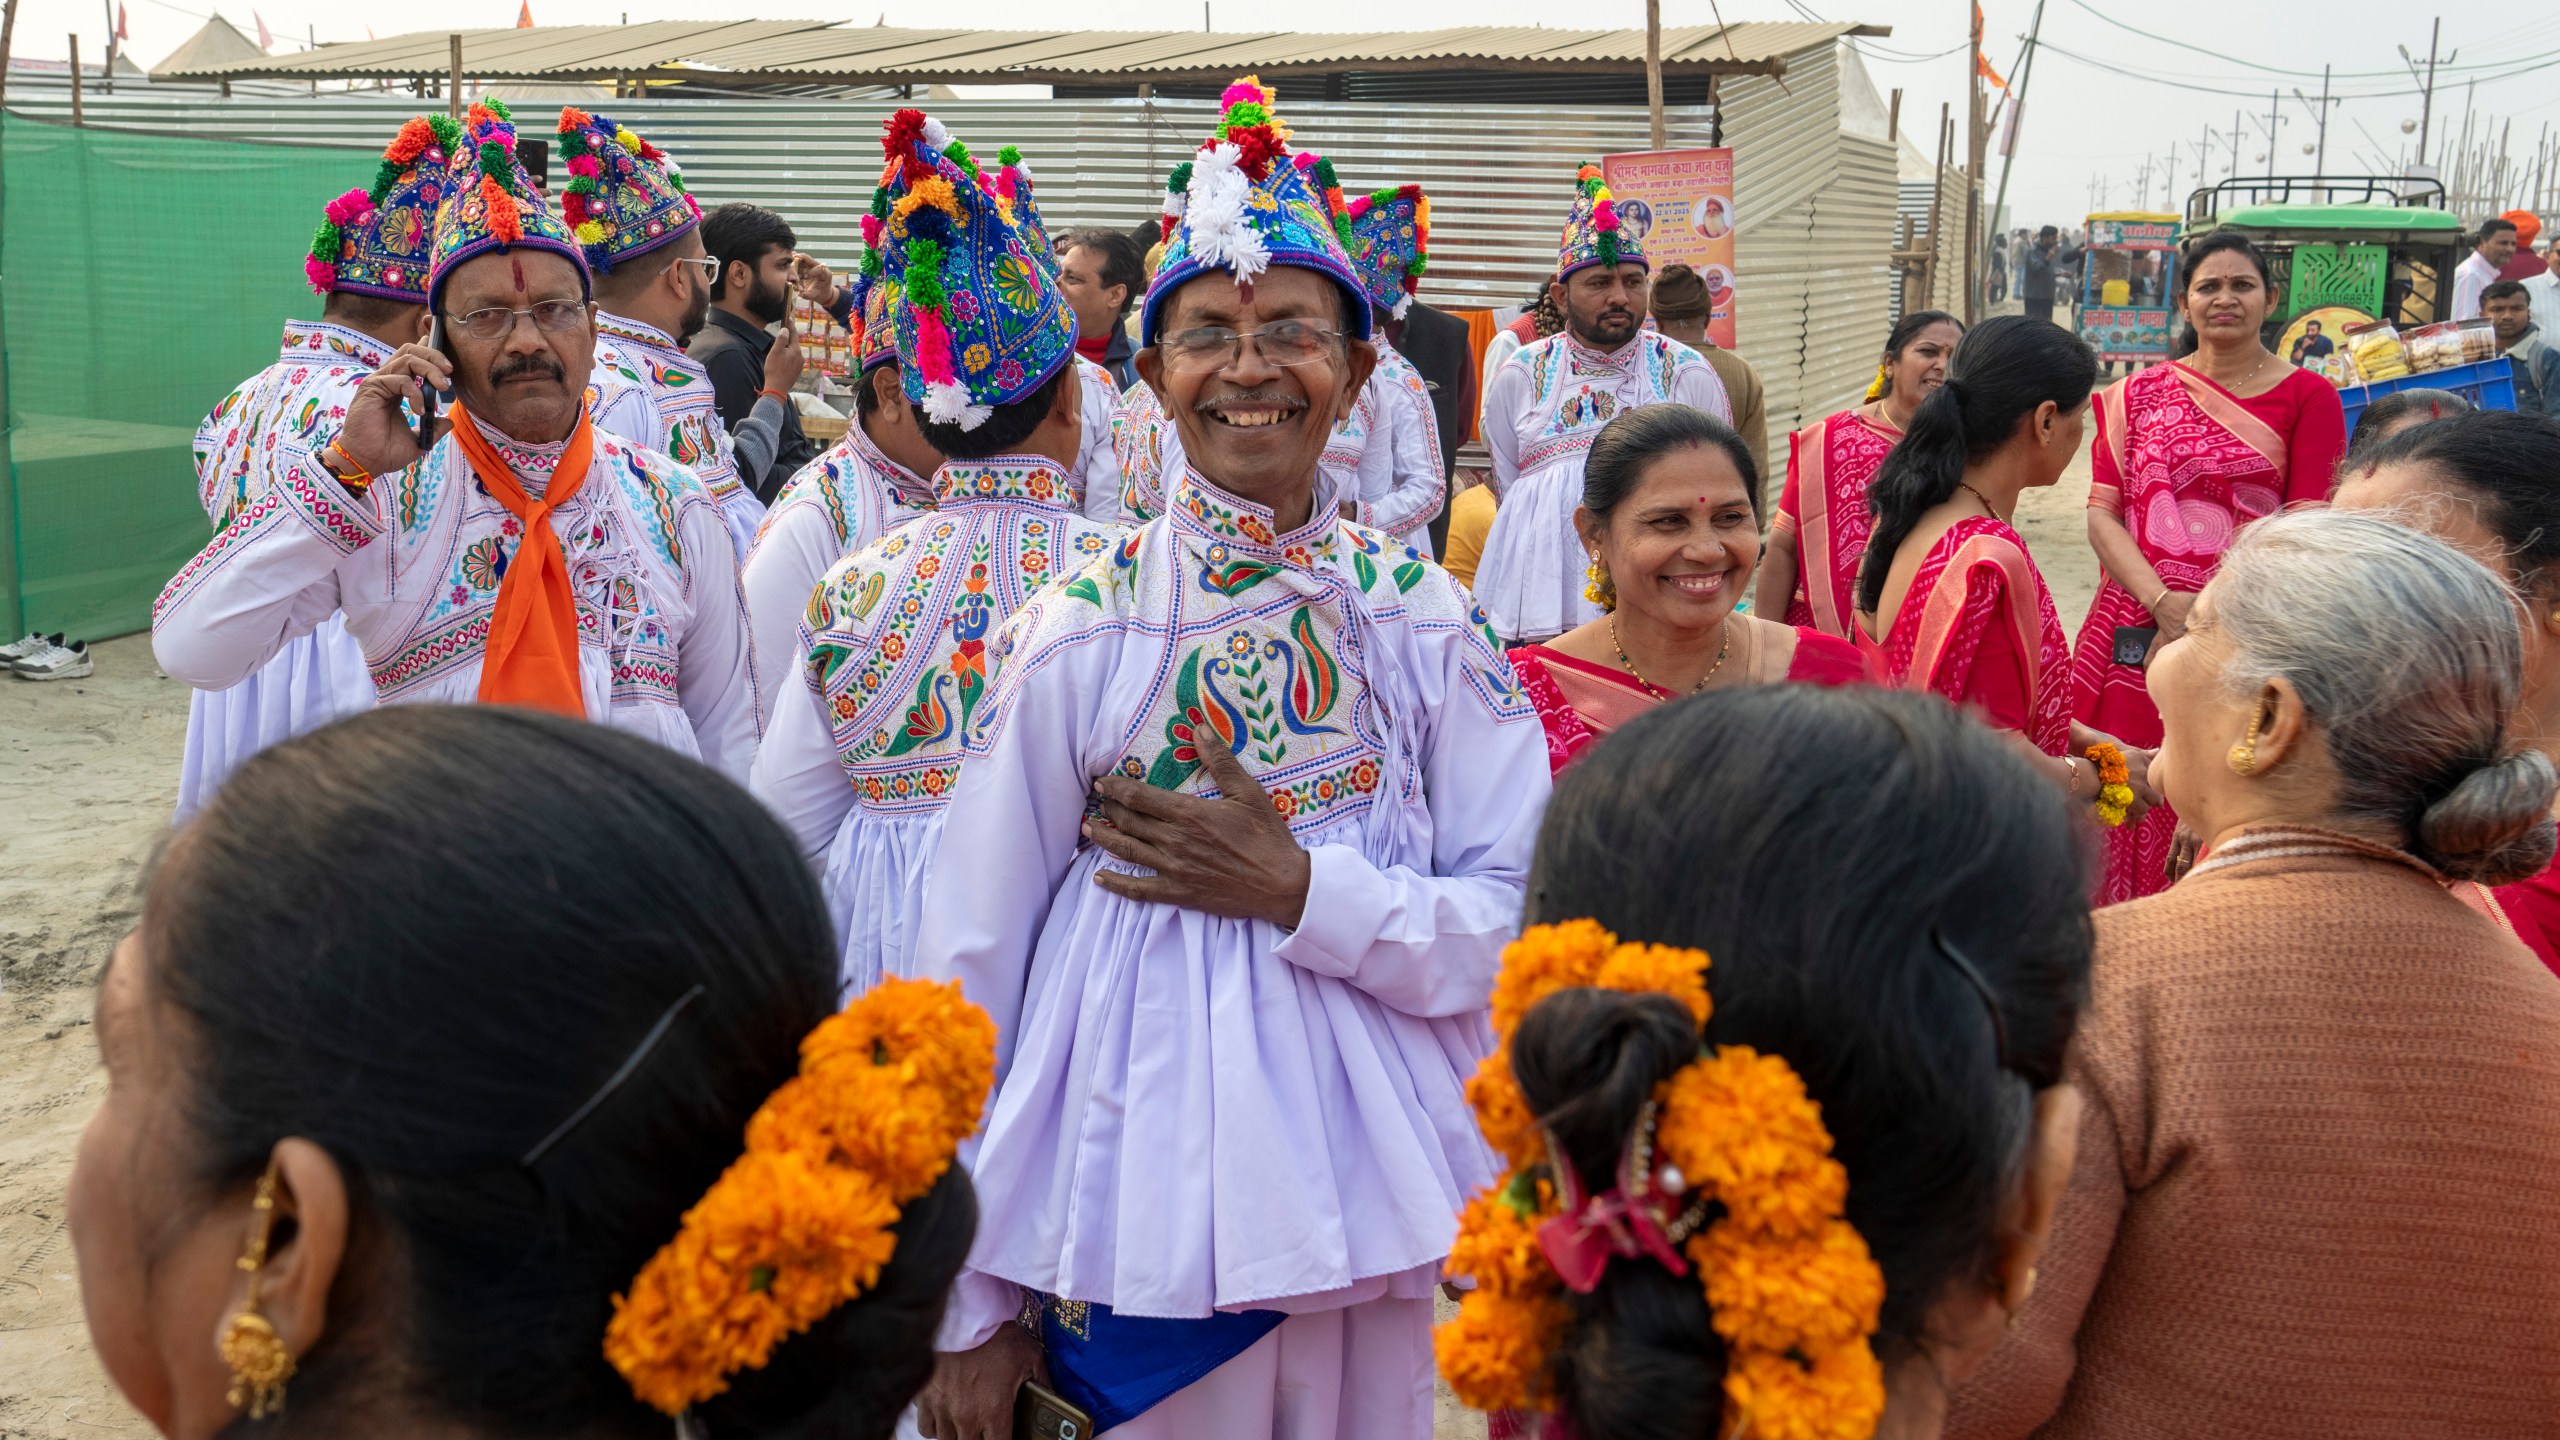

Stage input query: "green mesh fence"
[{"left": 0, "top": 113, "right": 371, "bottom": 639}]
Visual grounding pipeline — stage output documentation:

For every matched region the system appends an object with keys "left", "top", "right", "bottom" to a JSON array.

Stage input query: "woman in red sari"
[
  {"left": 1857, "top": 314, "right": 2157, "bottom": 822},
  {"left": 2068, "top": 230, "right": 2348, "bottom": 902},
  {"left": 2335, "top": 409, "right": 2560, "bottom": 974},
  {"left": 1509, "top": 404, "right": 1864, "bottom": 773},
  {"left": 1758, "top": 310, "right": 1964, "bottom": 637}
]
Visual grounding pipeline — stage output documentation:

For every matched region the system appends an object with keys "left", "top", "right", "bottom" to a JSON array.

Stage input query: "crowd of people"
[{"left": 89, "top": 78, "right": 2560, "bottom": 1440}]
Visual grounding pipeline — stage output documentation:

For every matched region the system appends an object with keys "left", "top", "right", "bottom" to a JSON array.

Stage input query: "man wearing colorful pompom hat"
[
  {"left": 171, "top": 114, "right": 453, "bottom": 818},
  {"left": 909, "top": 77, "right": 1546, "bottom": 1440},
  {"left": 560, "top": 108, "right": 776, "bottom": 563},
  {"left": 154, "top": 101, "right": 760, "bottom": 782},
  {"left": 737, "top": 200, "right": 941, "bottom": 728},
  {"left": 749, "top": 109, "right": 1120, "bottom": 999},
  {"left": 1474, "top": 162, "right": 1729, "bottom": 645},
  {"left": 1333, "top": 180, "right": 1452, "bottom": 554}
]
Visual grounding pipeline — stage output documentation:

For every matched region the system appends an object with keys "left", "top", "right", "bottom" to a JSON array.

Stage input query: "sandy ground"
[{"left": 0, "top": 471, "right": 2100, "bottom": 1438}]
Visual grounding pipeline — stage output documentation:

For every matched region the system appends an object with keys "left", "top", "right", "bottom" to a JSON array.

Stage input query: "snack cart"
[{"left": 2078, "top": 211, "right": 2180, "bottom": 369}]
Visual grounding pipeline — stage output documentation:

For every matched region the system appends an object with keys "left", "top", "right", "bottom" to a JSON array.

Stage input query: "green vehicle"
[{"left": 2180, "top": 176, "right": 2467, "bottom": 341}]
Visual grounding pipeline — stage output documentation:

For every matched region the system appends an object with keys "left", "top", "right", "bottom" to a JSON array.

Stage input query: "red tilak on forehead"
[{"left": 510, "top": 254, "right": 526, "bottom": 293}]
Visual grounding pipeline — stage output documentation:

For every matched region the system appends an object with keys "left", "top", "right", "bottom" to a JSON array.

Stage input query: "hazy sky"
[{"left": 24, "top": 0, "right": 2560, "bottom": 225}]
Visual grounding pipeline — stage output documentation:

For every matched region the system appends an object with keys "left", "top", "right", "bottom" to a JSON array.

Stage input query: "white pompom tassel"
[
  {"left": 922, "top": 115, "right": 952, "bottom": 151},
  {"left": 924, "top": 380, "right": 992, "bottom": 431}
]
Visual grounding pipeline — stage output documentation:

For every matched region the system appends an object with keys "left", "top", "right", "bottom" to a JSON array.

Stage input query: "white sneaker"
[
  {"left": 12, "top": 638, "right": 92, "bottom": 681},
  {"left": 0, "top": 632, "right": 53, "bottom": 663}
]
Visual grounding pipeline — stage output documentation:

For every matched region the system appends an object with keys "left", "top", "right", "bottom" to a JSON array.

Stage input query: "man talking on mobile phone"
[{"left": 153, "top": 101, "right": 759, "bottom": 781}]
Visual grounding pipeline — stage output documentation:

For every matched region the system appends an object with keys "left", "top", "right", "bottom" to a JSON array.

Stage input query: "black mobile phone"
[
  {"left": 1013, "top": 1381, "right": 1094, "bottom": 1440},
  {"left": 2111, "top": 625, "right": 2159, "bottom": 668},
  {"left": 416, "top": 316, "right": 451, "bottom": 446}
]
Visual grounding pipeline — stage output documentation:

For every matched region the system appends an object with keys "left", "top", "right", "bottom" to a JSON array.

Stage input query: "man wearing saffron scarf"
[
  {"left": 153, "top": 101, "right": 758, "bottom": 780},
  {"left": 562, "top": 108, "right": 783, "bottom": 563},
  {"left": 750, "top": 110, "right": 1120, "bottom": 996},
  {"left": 909, "top": 78, "right": 1547, "bottom": 1440},
  {"left": 175, "top": 113, "right": 450, "bottom": 818}
]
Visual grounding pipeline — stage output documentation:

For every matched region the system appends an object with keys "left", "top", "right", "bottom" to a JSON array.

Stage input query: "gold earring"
[
  {"left": 2227, "top": 711, "right": 2265, "bottom": 777},
  {"left": 1583, "top": 553, "right": 1617, "bottom": 612},
  {"left": 219, "top": 1165, "right": 296, "bottom": 1420}
]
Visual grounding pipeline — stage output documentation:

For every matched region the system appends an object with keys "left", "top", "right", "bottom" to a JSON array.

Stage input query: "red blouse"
[{"left": 1508, "top": 627, "right": 1867, "bottom": 774}]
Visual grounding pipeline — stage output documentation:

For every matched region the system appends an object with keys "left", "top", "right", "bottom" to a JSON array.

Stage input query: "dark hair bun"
[{"left": 2416, "top": 748, "right": 2560, "bottom": 885}]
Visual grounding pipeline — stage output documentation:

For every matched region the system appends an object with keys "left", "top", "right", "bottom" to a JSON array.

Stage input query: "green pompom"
[
  {"left": 860, "top": 248, "right": 885, "bottom": 279},
  {"left": 308, "top": 220, "right": 341, "bottom": 264},
  {"left": 567, "top": 175, "right": 597, "bottom": 196},
  {"left": 1407, "top": 255, "right": 1429, "bottom": 277},
  {"left": 369, "top": 157, "right": 404, "bottom": 203},
  {"left": 944, "top": 139, "right": 979, "bottom": 177},
  {"left": 1167, "top": 161, "right": 1194, "bottom": 194},
  {"left": 870, "top": 187, "right": 890, "bottom": 220},
  {"left": 998, "top": 144, "right": 1022, "bottom": 166},
  {"left": 1311, "top": 157, "right": 1338, "bottom": 191},
  {"left": 480, "top": 140, "right": 511, "bottom": 177},
  {"left": 905, "top": 239, "right": 947, "bottom": 308},
  {"left": 483, "top": 97, "right": 514, "bottom": 121},
  {"left": 1221, "top": 101, "right": 1271, "bottom": 133},
  {"left": 1597, "top": 233, "right": 1619, "bottom": 268}
]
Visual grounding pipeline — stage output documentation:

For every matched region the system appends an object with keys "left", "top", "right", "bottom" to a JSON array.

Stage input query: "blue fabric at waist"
[{"left": 1036, "top": 1295, "right": 1286, "bottom": 1431}]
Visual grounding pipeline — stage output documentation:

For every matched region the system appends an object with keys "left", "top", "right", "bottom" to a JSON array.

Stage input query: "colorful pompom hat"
[
  {"left": 427, "top": 99, "right": 590, "bottom": 309},
  {"left": 873, "top": 109, "right": 1075, "bottom": 430},
  {"left": 304, "top": 114, "right": 459, "bottom": 302},
  {"left": 1139, "top": 76, "right": 1373, "bottom": 346},
  {"left": 842, "top": 201, "right": 903, "bottom": 376},
  {"left": 985, "top": 144, "right": 1059, "bottom": 270},
  {"left": 1345, "top": 183, "right": 1430, "bottom": 321},
  {"left": 1557, "top": 161, "right": 1644, "bottom": 281},
  {"left": 553, "top": 108, "right": 703, "bottom": 274}
]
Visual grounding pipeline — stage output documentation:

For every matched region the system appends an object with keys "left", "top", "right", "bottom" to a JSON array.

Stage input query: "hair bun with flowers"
[
  {"left": 873, "top": 109, "right": 1075, "bottom": 431},
  {"left": 1556, "top": 161, "right": 1646, "bottom": 281},
  {"left": 1137, "top": 75, "right": 1374, "bottom": 346},
  {"left": 554, "top": 107, "right": 702, "bottom": 274},
  {"left": 602, "top": 976, "right": 996, "bottom": 1416},
  {"left": 1439, "top": 920, "right": 1887, "bottom": 1440},
  {"left": 303, "top": 114, "right": 460, "bottom": 301}
]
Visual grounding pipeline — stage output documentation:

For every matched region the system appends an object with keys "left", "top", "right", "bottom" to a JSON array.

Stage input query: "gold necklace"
[{"left": 1612, "top": 616, "right": 1729, "bottom": 698}]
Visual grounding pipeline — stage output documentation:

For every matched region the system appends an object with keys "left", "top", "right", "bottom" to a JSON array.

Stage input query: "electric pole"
[
  {"left": 1987, "top": 0, "right": 2047, "bottom": 273},
  {"left": 2399, "top": 18, "right": 2448, "bottom": 173},
  {"left": 2292, "top": 65, "right": 2339, "bottom": 177},
  {"left": 2230, "top": 109, "right": 2242, "bottom": 181}
]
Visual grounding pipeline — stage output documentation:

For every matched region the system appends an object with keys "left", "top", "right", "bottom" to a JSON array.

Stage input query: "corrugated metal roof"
[{"left": 162, "top": 20, "right": 1883, "bottom": 85}]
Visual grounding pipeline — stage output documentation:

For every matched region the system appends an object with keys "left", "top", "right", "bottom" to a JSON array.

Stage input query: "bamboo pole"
[
  {"left": 68, "top": 33, "right": 82, "bottom": 126},
  {"left": 448, "top": 32, "right": 463, "bottom": 122},
  {"left": 1644, "top": 0, "right": 1665, "bottom": 150}
]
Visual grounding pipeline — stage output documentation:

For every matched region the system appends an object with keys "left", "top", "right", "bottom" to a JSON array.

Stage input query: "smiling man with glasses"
[
  {"left": 153, "top": 103, "right": 759, "bottom": 783},
  {"left": 907, "top": 79, "right": 1548, "bottom": 1440},
  {"left": 563, "top": 109, "right": 778, "bottom": 560}
]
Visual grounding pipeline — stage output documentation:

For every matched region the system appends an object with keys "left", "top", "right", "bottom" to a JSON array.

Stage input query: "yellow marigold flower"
[
  {"left": 1723, "top": 1342, "right": 1886, "bottom": 1440},
  {"left": 1434, "top": 1287, "right": 1569, "bottom": 1414},
  {"left": 1691, "top": 1217, "right": 1883, "bottom": 1355},
  {"left": 1656, "top": 1046, "right": 1846, "bottom": 1241},
  {"left": 1489, "top": 919, "right": 1615, "bottom": 1042},
  {"left": 1447, "top": 1187, "right": 1554, "bottom": 1298},
  {"left": 1593, "top": 941, "right": 1712, "bottom": 1029},
  {"left": 604, "top": 1149, "right": 900, "bottom": 1414},
  {"left": 1465, "top": 1047, "right": 1543, "bottom": 1171}
]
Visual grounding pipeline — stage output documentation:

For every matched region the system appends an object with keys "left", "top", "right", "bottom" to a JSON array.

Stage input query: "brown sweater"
[{"left": 1947, "top": 833, "right": 2560, "bottom": 1438}]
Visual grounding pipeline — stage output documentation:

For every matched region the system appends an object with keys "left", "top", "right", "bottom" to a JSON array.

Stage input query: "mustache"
[{"left": 487, "top": 353, "right": 566, "bottom": 385}]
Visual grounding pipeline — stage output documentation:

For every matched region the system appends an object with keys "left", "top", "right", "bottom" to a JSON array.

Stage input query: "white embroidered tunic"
[
  {"left": 590, "top": 312, "right": 769, "bottom": 560},
  {"left": 1072, "top": 355, "right": 1128, "bottom": 526},
  {"left": 911, "top": 467, "right": 1549, "bottom": 1335},
  {"left": 740, "top": 424, "right": 935, "bottom": 730},
  {"left": 1476, "top": 330, "right": 1729, "bottom": 639},
  {"left": 180, "top": 321, "right": 389, "bottom": 816},
  {"left": 153, "top": 415, "right": 760, "bottom": 782},
  {"left": 1341, "top": 338, "right": 1447, "bottom": 554},
  {"left": 750, "top": 454, "right": 1121, "bottom": 992}
]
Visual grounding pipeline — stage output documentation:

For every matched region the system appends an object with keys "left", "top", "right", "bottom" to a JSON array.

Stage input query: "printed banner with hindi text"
[{"left": 1601, "top": 148, "right": 1737, "bottom": 350}]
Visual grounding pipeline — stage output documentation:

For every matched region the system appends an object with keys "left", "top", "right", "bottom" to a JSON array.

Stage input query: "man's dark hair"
[
  {"left": 592, "top": 241, "right": 686, "bottom": 308},
  {"left": 324, "top": 289, "right": 424, "bottom": 332},
  {"left": 2305, "top": 319, "right": 2323, "bottom": 331},
  {"left": 854, "top": 358, "right": 896, "bottom": 419},
  {"left": 2483, "top": 279, "right": 2532, "bottom": 306},
  {"left": 913, "top": 357, "right": 1072, "bottom": 460},
  {"left": 2480, "top": 218, "right": 2520, "bottom": 245},
  {"left": 701, "top": 203, "right": 795, "bottom": 302},
  {"left": 2037, "top": 224, "right": 2059, "bottom": 240},
  {"left": 1062, "top": 228, "right": 1146, "bottom": 321},
  {"left": 1130, "top": 218, "right": 1163, "bottom": 252}
]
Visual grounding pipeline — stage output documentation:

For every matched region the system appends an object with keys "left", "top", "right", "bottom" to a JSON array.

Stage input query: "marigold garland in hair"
[
  {"left": 603, "top": 977, "right": 996, "bottom": 1416},
  {"left": 1438, "top": 922, "right": 1887, "bottom": 1439},
  {"left": 2084, "top": 742, "right": 2134, "bottom": 828}
]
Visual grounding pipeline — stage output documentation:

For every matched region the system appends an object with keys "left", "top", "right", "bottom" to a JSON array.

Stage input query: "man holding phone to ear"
[{"left": 153, "top": 101, "right": 759, "bottom": 781}]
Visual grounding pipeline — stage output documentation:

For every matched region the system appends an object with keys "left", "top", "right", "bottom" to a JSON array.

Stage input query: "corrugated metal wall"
[{"left": 7, "top": 49, "right": 1889, "bottom": 430}]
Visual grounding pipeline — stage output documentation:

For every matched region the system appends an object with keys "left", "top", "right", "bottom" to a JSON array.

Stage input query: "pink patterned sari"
[
  {"left": 1774, "top": 408, "right": 1901, "bottom": 638},
  {"left": 2066, "top": 362, "right": 2290, "bottom": 903},
  {"left": 1862, "top": 516, "right": 2072, "bottom": 756}
]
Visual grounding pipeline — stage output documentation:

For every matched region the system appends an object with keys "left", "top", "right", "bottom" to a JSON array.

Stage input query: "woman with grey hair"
[{"left": 1948, "top": 507, "right": 2560, "bottom": 1439}]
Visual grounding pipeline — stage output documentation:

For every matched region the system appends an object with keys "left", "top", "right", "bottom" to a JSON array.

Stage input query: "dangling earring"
[
  {"left": 2227, "top": 710, "right": 2266, "bottom": 777},
  {"left": 1583, "top": 552, "right": 1617, "bottom": 612},
  {"left": 218, "top": 1164, "right": 296, "bottom": 1420}
]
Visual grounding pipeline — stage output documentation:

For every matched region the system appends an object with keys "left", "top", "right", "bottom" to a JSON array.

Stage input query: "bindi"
[{"left": 510, "top": 254, "right": 526, "bottom": 293}]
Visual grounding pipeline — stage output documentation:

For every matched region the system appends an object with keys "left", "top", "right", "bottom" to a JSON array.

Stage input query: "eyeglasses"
[
  {"left": 1158, "top": 320, "right": 1343, "bottom": 372},
  {"left": 671, "top": 256, "right": 720, "bottom": 287},
  {"left": 446, "top": 300, "right": 591, "bottom": 341}
]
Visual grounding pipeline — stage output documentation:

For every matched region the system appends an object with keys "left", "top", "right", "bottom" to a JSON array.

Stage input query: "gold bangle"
[{"left": 2147, "top": 586, "right": 2171, "bottom": 610}]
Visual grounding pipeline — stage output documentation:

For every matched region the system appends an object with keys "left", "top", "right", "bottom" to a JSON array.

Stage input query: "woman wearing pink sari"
[
  {"left": 1759, "top": 310, "right": 1963, "bottom": 637},
  {"left": 1509, "top": 405, "right": 1864, "bottom": 773},
  {"left": 1858, "top": 315, "right": 2157, "bottom": 825},
  {"left": 2069, "top": 232, "right": 2348, "bottom": 902}
]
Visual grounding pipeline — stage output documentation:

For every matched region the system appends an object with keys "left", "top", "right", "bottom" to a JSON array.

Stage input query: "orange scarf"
[{"left": 449, "top": 401, "right": 595, "bottom": 718}]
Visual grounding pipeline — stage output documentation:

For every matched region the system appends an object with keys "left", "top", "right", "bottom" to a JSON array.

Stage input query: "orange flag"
[
  {"left": 516, "top": 1, "right": 535, "bottom": 26},
  {"left": 1973, "top": 4, "right": 2009, "bottom": 88}
]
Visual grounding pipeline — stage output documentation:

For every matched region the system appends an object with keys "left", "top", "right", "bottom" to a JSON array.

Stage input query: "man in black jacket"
[
  {"left": 690, "top": 203, "right": 820, "bottom": 503},
  {"left": 2019, "top": 225, "right": 2082, "bottom": 328},
  {"left": 1393, "top": 301, "right": 1476, "bottom": 556}
]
